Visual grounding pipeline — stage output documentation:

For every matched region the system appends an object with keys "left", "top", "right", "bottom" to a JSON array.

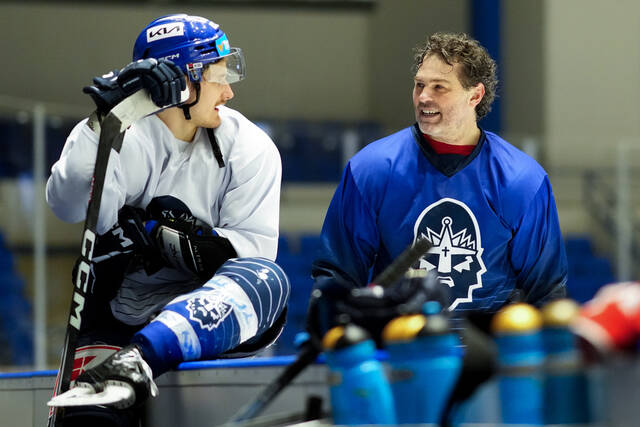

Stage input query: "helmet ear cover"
[{"left": 180, "top": 82, "right": 200, "bottom": 120}]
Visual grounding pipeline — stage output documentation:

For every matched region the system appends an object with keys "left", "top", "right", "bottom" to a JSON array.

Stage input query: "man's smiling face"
[{"left": 412, "top": 54, "right": 483, "bottom": 144}]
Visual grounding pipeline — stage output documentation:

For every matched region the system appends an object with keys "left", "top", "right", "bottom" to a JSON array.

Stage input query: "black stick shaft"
[
  {"left": 371, "top": 235, "right": 432, "bottom": 288},
  {"left": 228, "top": 343, "right": 320, "bottom": 424},
  {"left": 47, "top": 116, "right": 124, "bottom": 427},
  {"left": 46, "top": 87, "right": 171, "bottom": 426}
]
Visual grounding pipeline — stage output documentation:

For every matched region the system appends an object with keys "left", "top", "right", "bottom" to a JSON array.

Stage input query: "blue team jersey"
[{"left": 315, "top": 125, "right": 567, "bottom": 312}]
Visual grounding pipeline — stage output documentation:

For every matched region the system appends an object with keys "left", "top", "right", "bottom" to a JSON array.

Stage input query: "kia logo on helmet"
[{"left": 147, "top": 22, "right": 185, "bottom": 42}]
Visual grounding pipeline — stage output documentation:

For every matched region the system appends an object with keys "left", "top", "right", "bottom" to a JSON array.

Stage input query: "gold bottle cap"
[
  {"left": 541, "top": 298, "right": 580, "bottom": 327},
  {"left": 491, "top": 303, "right": 543, "bottom": 333},
  {"left": 382, "top": 314, "right": 427, "bottom": 343},
  {"left": 322, "top": 324, "right": 371, "bottom": 350},
  {"left": 322, "top": 326, "right": 346, "bottom": 351}
]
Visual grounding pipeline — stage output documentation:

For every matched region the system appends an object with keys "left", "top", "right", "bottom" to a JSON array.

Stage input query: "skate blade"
[{"left": 47, "top": 383, "right": 134, "bottom": 408}]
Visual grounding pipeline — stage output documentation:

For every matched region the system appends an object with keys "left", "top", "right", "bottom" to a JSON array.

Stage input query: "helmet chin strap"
[{"left": 181, "top": 82, "right": 201, "bottom": 120}]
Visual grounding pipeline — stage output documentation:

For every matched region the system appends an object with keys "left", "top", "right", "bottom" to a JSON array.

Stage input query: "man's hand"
[{"left": 306, "top": 268, "right": 451, "bottom": 348}]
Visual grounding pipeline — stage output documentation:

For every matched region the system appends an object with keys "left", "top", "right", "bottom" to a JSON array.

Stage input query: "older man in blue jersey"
[{"left": 308, "top": 32, "right": 568, "bottom": 337}]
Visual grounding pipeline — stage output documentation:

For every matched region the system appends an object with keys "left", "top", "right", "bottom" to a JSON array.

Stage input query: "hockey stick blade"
[
  {"left": 47, "top": 87, "right": 187, "bottom": 427},
  {"left": 224, "top": 236, "right": 433, "bottom": 425},
  {"left": 48, "top": 383, "right": 134, "bottom": 408}
]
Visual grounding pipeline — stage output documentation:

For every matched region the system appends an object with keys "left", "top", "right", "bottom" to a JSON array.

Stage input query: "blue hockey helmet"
[{"left": 132, "top": 14, "right": 245, "bottom": 84}]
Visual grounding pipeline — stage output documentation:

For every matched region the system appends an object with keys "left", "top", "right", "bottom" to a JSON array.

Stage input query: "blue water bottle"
[
  {"left": 323, "top": 323, "right": 396, "bottom": 425},
  {"left": 492, "top": 303, "right": 544, "bottom": 425},
  {"left": 383, "top": 301, "right": 462, "bottom": 424},
  {"left": 541, "top": 298, "right": 592, "bottom": 424}
]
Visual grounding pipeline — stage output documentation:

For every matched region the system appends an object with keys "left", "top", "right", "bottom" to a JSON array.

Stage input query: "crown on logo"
[{"left": 424, "top": 216, "right": 476, "bottom": 251}]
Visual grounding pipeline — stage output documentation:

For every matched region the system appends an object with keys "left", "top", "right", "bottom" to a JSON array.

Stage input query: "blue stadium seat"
[
  {"left": 0, "top": 118, "right": 30, "bottom": 178},
  {"left": 45, "top": 118, "right": 74, "bottom": 172},
  {"left": 567, "top": 274, "right": 614, "bottom": 304},
  {"left": 564, "top": 235, "right": 594, "bottom": 257},
  {"left": 276, "top": 120, "right": 307, "bottom": 182},
  {"left": 0, "top": 294, "right": 33, "bottom": 365},
  {"left": 0, "top": 115, "right": 74, "bottom": 178},
  {"left": 0, "top": 232, "right": 34, "bottom": 364},
  {"left": 277, "top": 234, "right": 291, "bottom": 257},
  {"left": 299, "top": 233, "right": 323, "bottom": 263},
  {"left": 297, "top": 121, "right": 344, "bottom": 181},
  {"left": 251, "top": 118, "right": 384, "bottom": 183},
  {"left": 564, "top": 235, "right": 616, "bottom": 303},
  {"left": 273, "top": 234, "right": 323, "bottom": 354}
]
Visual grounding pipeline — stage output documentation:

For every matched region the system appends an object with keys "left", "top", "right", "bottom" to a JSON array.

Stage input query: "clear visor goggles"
[{"left": 200, "top": 48, "right": 246, "bottom": 85}]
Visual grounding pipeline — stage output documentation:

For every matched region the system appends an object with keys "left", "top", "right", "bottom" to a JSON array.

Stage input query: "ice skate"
[{"left": 48, "top": 344, "right": 158, "bottom": 409}]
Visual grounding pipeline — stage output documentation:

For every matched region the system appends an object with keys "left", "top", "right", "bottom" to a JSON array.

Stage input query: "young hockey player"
[{"left": 46, "top": 14, "right": 289, "bottom": 426}]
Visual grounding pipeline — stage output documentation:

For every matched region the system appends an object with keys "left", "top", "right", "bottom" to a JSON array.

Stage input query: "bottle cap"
[
  {"left": 382, "top": 314, "right": 427, "bottom": 343},
  {"left": 491, "top": 303, "right": 543, "bottom": 333},
  {"left": 322, "top": 323, "right": 370, "bottom": 350},
  {"left": 418, "top": 313, "right": 450, "bottom": 336},
  {"left": 541, "top": 298, "right": 580, "bottom": 327}
]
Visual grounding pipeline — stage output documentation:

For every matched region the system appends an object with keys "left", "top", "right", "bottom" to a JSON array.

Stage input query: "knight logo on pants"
[{"left": 186, "top": 295, "right": 233, "bottom": 331}]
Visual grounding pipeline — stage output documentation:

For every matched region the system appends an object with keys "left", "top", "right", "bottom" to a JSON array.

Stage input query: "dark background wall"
[{"left": 0, "top": 1, "right": 466, "bottom": 131}]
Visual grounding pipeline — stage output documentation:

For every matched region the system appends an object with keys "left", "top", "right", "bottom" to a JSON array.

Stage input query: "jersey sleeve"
[
  {"left": 45, "top": 119, "right": 149, "bottom": 235},
  {"left": 312, "top": 162, "right": 380, "bottom": 288},
  {"left": 212, "top": 132, "right": 281, "bottom": 260},
  {"left": 508, "top": 176, "right": 568, "bottom": 305}
]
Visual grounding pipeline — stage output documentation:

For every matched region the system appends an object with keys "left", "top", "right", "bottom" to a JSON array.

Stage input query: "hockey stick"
[
  {"left": 47, "top": 87, "right": 187, "bottom": 427},
  {"left": 226, "top": 236, "right": 433, "bottom": 425}
]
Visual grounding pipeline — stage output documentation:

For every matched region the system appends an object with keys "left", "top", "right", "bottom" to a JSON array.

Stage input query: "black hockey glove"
[
  {"left": 82, "top": 58, "right": 186, "bottom": 117},
  {"left": 145, "top": 215, "right": 237, "bottom": 282},
  {"left": 334, "top": 269, "right": 452, "bottom": 346},
  {"left": 306, "top": 263, "right": 452, "bottom": 348}
]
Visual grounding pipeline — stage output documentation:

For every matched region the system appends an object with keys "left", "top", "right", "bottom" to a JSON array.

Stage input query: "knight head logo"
[
  {"left": 412, "top": 198, "right": 486, "bottom": 310},
  {"left": 186, "top": 295, "right": 233, "bottom": 331}
]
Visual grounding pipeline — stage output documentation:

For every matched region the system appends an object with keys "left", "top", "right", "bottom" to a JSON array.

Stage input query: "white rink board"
[
  {"left": 2, "top": 355, "right": 638, "bottom": 427},
  {"left": 0, "top": 357, "right": 331, "bottom": 427}
]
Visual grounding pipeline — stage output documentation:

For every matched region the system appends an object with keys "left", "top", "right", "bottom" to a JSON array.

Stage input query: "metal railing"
[{"left": 583, "top": 142, "right": 640, "bottom": 281}]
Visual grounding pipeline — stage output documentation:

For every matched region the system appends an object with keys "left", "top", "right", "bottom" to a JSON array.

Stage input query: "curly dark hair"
[{"left": 413, "top": 32, "right": 498, "bottom": 120}]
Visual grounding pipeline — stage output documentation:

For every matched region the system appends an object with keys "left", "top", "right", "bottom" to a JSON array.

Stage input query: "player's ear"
[{"left": 469, "top": 82, "right": 485, "bottom": 108}]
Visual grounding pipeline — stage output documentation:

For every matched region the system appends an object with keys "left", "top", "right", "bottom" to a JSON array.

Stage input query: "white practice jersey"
[{"left": 46, "top": 106, "right": 282, "bottom": 324}]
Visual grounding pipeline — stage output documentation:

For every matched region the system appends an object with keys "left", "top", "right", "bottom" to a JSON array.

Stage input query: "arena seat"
[
  {"left": 0, "top": 233, "right": 34, "bottom": 365},
  {"left": 564, "top": 235, "right": 616, "bottom": 303}
]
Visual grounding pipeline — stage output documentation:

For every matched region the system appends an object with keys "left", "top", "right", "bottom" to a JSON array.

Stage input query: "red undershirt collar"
[{"left": 423, "top": 133, "right": 476, "bottom": 156}]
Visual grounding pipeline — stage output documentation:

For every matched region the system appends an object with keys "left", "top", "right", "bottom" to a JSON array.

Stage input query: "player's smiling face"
[
  {"left": 413, "top": 55, "right": 484, "bottom": 144},
  {"left": 188, "top": 60, "right": 234, "bottom": 129}
]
